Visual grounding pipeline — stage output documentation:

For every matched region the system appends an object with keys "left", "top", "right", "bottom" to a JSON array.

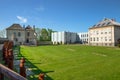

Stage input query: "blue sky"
[{"left": 0, "top": 0, "right": 120, "bottom": 32}]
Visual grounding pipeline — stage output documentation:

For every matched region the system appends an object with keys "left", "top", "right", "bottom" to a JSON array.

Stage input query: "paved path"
[{"left": 13, "top": 47, "right": 33, "bottom": 77}]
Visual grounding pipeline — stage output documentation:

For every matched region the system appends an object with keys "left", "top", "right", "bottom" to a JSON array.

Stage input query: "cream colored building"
[
  {"left": 89, "top": 18, "right": 120, "bottom": 46},
  {"left": 6, "top": 24, "right": 37, "bottom": 45}
]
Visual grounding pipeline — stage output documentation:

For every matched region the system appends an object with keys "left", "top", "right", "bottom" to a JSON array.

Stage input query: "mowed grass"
[{"left": 20, "top": 45, "right": 120, "bottom": 80}]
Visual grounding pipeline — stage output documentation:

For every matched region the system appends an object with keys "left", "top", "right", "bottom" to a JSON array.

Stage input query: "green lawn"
[{"left": 20, "top": 45, "right": 120, "bottom": 80}]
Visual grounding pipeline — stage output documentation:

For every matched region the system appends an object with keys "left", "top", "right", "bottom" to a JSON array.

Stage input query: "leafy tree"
[
  {"left": 40, "top": 28, "right": 48, "bottom": 41},
  {"left": 35, "top": 28, "right": 41, "bottom": 40},
  {"left": 48, "top": 28, "right": 53, "bottom": 41},
  {"left": 0, "top": 29, "right": 6, "bottom": 38},
  {"left": 35, "top": 27, "right": 54, "bottom": 41}
]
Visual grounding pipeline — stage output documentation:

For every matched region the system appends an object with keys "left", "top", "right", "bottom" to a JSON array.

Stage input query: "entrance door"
[{"left": 26, "top": 38, "right": 29, "bottom": 43}]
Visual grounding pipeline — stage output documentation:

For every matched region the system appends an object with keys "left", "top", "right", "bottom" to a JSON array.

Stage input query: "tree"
[
  {"left": 0, "top": 29, "right": 6, "bottom": 38},
  {"left": 40, "top": 28, "right": 48, "bottom": 41},
  {"left": 35, "top": 28, "right": 41, "bottom": 40},
  {"left": 35, "top": 27, "right": 54, "bottom": 41},
  {"left": 47, "top": 28, "right": 53, "bottom": 41}
]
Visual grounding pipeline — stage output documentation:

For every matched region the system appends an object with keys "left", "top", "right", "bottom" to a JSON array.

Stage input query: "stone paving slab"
[{"left": 13, "top": 49, "right": 34, "bottom": 77}]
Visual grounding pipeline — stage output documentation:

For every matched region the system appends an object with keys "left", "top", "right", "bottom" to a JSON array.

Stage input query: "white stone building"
[
  {"left": 78, "top": 32, "right": 89, "bottom": 44},
  {"left": 51, "top": 31, "right": 77, "bottom": 44},
  {"left": 89, "top": 18, "right": 120, "bottom": 46},
  {"left": 6, "top": 24, "right": 37, "bottom": 45}
]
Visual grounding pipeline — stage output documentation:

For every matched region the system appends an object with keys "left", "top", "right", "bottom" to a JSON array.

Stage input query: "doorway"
[{"left": 26, "top": 38, "right": 29, "bottom": 43}]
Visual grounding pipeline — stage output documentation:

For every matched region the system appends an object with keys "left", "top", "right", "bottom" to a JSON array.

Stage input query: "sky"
[{"left": 0, "top": 0, "right": 120, "bottom": 32}]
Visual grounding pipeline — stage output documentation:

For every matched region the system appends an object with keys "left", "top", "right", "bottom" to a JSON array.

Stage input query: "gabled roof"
[
  {"left": 91, "top": 18, "right": 120, "bottom": 28},
  {"left": 6, "top": 24, "right": 24, "bottom": 30}
]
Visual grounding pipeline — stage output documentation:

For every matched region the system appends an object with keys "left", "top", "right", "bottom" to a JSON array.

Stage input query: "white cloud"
[{"left": 17, "top": 16, "right": 27, "bottom": 23}]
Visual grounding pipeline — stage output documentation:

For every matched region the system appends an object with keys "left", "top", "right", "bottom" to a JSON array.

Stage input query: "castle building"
[
  {"left": 6, "top": 24, "right": 37, "bottom": 45},
  {"left": 89, "top": 18, "right": 120, "bottom": 46}
]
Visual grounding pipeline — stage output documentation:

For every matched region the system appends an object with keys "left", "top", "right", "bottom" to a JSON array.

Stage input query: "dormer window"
[
  {"left": 106, "top": 22, "right": 111, "bottom": 25},
  {"left": 97, "top": 24, "right": 100, "bottom": 27}
]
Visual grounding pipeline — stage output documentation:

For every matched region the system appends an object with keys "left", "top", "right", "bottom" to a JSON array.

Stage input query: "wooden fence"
[
  {"left": 0, "top": 64, "right": 27, "bottom": 80},
  {"left": 0, "top": 41, "right": 44, "bottom": 80}
]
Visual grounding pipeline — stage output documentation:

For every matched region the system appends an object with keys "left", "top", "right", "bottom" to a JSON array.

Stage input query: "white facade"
[
  {"left": 51, "top": 31, "right": 77, "bottom": 44},
  {"left": 78, "top": 32, "right": 89, "bottom": 44}
]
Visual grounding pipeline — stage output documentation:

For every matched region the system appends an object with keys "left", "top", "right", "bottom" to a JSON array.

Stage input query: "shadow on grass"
[{"left": 14, "top": 46, "right": 54, "bottom": 80}]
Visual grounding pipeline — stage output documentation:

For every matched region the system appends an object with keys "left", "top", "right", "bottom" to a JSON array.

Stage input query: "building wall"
[
  {"left": 89, "top": 26, "right": 115, "bottom": 46},
  {"left": 25, "top": 30, "right": 36, "bottom": 44},
  {"left": 7, "top": 29, "right": 36, "bottom": 45},
  {"left": 78, "top": 32, "right": 88, "bottom": 44},
  {"left": 7, "top": 29, "right": 25, "bottom": 45},
  {"left": 114, "top": 26, "right": 120, "bottom": 45},
  {"left": 51, "top": 31, "right": 77, "bottom": 44}
]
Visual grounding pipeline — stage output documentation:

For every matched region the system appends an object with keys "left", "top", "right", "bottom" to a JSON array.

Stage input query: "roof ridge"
[
  {"left": 92, "top": 18, "right": 120, "bottom": 28},
  {"left": 6, "top": 24, "right": 24, "bottom": 30}
]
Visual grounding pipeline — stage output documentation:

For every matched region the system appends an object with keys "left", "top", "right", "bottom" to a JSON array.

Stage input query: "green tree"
[
  {"left": 35, "top": 28, "right": 41, "bottom": 41},
  {"left": 0, "top": 29, "right": 6, "bottom": 38},
  {"left": 40, "top": 28, "right": 48, "bottom": 41},
  {"left": 47, "top": 28, "right": 53, "bottom": 41},
  {"left": 35, "top": 28, "right": 54, "bottom": 41}
]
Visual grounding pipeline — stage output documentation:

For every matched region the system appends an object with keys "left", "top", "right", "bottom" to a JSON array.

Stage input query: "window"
[
  {"left": 102, "top": 23, "right": 106, "bottom": 26},
  {"left": 18, "top": 32, "right": 21, "bottom": 37},
  {"left": 94, "top": 38, "right": 95, "bottom": 41},
  {"left": 109, "top": 43, "right": 112, "bottom": 46},
  {"left": 96, "top": 31, "right": 99, "bottom": 35},
  {"left": 97, "top": 24, "right": 100, "bottom": 26},
  {"left": 97, "top": 37, "right": 99, "bottom": 41},
  {"left": 105, "top": 32, "right": 107, "bottom": 34},
  {"left": 105, "top": 37, "right": 107, "bottom": 41},
  {"left": 14, "top": 38, "right": 18, "bottom": 42},
  {"left": 105, "top": 43, "right": 107, "bottom": 46},
  {"left": 109, "top": 39, "right": 111, "bottom": 41},
  {"left": 13, "top": 32, "right": 16, "bottom": 37},
  {"left": 27, "top": 32, "right": 30, "bottom": 36},
  {"left": 107, "top": 22, "right": 111, "bottom": 25},
  {"left": 91, "top": 38, "right": 92, "bottom": 41},
  {"left": 83, "top": 35, "right": 84, "bottom": 37},
  {"left": 97, "top": 32, "right": 99, "bottom": 35}
]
